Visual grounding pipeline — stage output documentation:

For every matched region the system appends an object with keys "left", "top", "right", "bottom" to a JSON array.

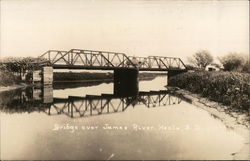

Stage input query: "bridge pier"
[
  {"left": 167, "top": 70, "right": 186, "bottom": 86},
  {"left": 42, "top": 67, "right": 53, "bottom": 85},
  {"left": 32, "top": 66, "right": 53, "bottom": 85},
  {"left": 42, "top": 85, "right": 53, "bottom": 103},
  {"left": 113, "top": 68, "right": 139, "bottom": 96}
]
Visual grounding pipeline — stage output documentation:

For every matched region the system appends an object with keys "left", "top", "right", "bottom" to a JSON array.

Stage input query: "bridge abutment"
[
  {"left": 167, "top": 70, "right": 187, "bottom": 86},
  {"left": 114, "top": 68, "right": 139, "bottom": 96},
  {"left": 42, "top": 67, "right": 53, "bottom": 85},
  {"left": 32, "top": 66, "right": 53, "bottom": 85}
]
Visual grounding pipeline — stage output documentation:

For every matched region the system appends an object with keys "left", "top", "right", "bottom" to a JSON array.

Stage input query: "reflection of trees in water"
[
  {"left": 0, "top": 87, "right": 51, "bottom": 114},
  {"left": 0, "top": 102, "right": 51, "bottom": 114},
  {"left": 0, "top": 89, "right": 18, "bottom": 107}
]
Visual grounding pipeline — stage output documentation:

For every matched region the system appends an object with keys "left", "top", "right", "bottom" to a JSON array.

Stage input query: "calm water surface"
[{"left": 0, "top": 76, "right": 244, "bottom": 160}]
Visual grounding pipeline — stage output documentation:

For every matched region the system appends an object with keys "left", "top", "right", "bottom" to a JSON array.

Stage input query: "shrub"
[
  {"left": 0, "top": 70, "right": 21, "bottom": 86},
  {"left": 169, "top": 71, "right": 250, "bottom": 111},
  {"left": 219, "top": 52, "right": 248, "bottom": 71}
]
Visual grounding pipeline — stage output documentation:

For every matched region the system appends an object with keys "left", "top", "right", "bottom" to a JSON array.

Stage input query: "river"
[{"left": 0, "top": 76, "right": 245, "bottom": 160}]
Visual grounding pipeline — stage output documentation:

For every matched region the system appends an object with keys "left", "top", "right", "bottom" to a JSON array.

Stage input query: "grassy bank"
[
  {"left": 169, "top": 71, "right": 250, "bottom": 111},
  {"left": 54, "top": 72, "right": 166, "bottom": 82},
  {"left": 0, "top": 70, "right": 21, "bottom": 86}
]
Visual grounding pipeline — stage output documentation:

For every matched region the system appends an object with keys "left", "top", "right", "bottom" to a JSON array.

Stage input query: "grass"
[
  {"left": 0, "top": 70, "right": 21, "bottom": 86},
  {"left": 168, "top": 71, "right": 250, "bottom": 111}
]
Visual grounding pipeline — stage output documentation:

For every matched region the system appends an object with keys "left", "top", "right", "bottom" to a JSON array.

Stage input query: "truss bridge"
[
  {"left": 38, "top": 49, "right": 186, "bottom": 71},
  {"left": 33, "top": 48, "right": 188, "bottom": 90}
]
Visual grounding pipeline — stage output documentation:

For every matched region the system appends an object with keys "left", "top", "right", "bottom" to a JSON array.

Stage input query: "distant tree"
[
  {"left": 185, "top": 64, "right": 198, "bottom": 70},
  {"left": 188, "top": 50, "right": 213, "bottom": 69},
  {"left": 0, "top": 56, "right": 49, "bottom": 77},
  {"left": 219, "top": 52, "right": 248, "bottom": 71}
]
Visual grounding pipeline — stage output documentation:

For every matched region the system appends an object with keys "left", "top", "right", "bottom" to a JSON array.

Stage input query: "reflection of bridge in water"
[
  {"left": 0, "top": 86, "right": 188, "bottom": 118},
  {"left": 47, "top": 90, "right": 182, "bottom": 118}
]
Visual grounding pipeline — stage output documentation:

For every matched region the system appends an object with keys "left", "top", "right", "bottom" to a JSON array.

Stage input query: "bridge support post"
[
  {"left": 167, "top": 70, "right": 187, "bottom": 86},
  {"left": 42, "top": 66, "right": 53, "bottom": 85},
  {"left": 114, "top": 68, "right": 139, "bottom": 96},
  {"left": 42, "top": 85, "right": 53, "bottom": 103}
]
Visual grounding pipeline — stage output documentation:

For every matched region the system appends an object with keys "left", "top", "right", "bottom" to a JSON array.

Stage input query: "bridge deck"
[{"left": 52, "top": 64, "right": 186, "bottom": 71}]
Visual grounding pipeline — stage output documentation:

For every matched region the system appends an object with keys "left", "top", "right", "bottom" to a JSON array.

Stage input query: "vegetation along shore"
[{"left": 168, "top": 71, "right": 250, "bottom": 115}]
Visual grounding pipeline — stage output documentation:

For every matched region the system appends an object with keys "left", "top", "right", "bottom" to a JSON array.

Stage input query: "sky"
[{"left": 0, "top": 0, "right": 249, "bottom": 63}]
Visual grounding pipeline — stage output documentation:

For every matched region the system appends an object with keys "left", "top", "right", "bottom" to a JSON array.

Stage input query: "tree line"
[
  {"left": 187, "top": 50, "right": 249, "bottom": 72},
  {"left": 0, "top": 57, "right": 48, "bottom": 76}
]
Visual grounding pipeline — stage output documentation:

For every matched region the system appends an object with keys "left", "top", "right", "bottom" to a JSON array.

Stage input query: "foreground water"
[{"left": 0, "top": 76, "right": 244, "bottom": 160}]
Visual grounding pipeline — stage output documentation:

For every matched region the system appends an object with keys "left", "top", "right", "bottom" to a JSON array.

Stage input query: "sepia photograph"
[{"left": 0, "top": 0, "right": 249, "bottom": 160}]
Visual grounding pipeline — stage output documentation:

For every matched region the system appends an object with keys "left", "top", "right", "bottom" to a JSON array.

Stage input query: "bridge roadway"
[{"left": 38, "top": 49, "right": 187, "bottom": 71}]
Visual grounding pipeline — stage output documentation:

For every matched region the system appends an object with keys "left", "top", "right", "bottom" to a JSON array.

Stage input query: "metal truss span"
[{"left": 38, "top": 49, "right": 187, "bottom": 71}]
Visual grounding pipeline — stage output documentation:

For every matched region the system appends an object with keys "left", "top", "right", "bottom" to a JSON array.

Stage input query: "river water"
[{"left": 0, "top": 76, "right": 244, "bottom": 160}]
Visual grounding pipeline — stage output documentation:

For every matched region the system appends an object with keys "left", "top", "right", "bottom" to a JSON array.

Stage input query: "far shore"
[
  {"left": 54, "top": 78, "right": 113, "bottom": 83},
  {"left": 0, "top": 75, "right": 160, "bottom": 93},
  {"left": 54, "top": 75, "right": 157, "bottom": 83}
]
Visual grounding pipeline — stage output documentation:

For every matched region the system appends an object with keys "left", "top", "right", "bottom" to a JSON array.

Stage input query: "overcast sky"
[{"left": 0, "top": 0, "right": 249, "bottom": 63}]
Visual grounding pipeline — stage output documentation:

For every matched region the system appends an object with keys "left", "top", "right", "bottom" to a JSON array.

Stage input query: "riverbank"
[
  {"left": 172, "top": 88, "right": 249, "bottom": 160},
  {"left": 0, "top": 70, "right": 21, "bottom": 86},
  {"left": 168, "top": 71, "right": 250, "bottom": 112},
  {"left": 0, "top": 70, "right": 24, "bottom": 93}
]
